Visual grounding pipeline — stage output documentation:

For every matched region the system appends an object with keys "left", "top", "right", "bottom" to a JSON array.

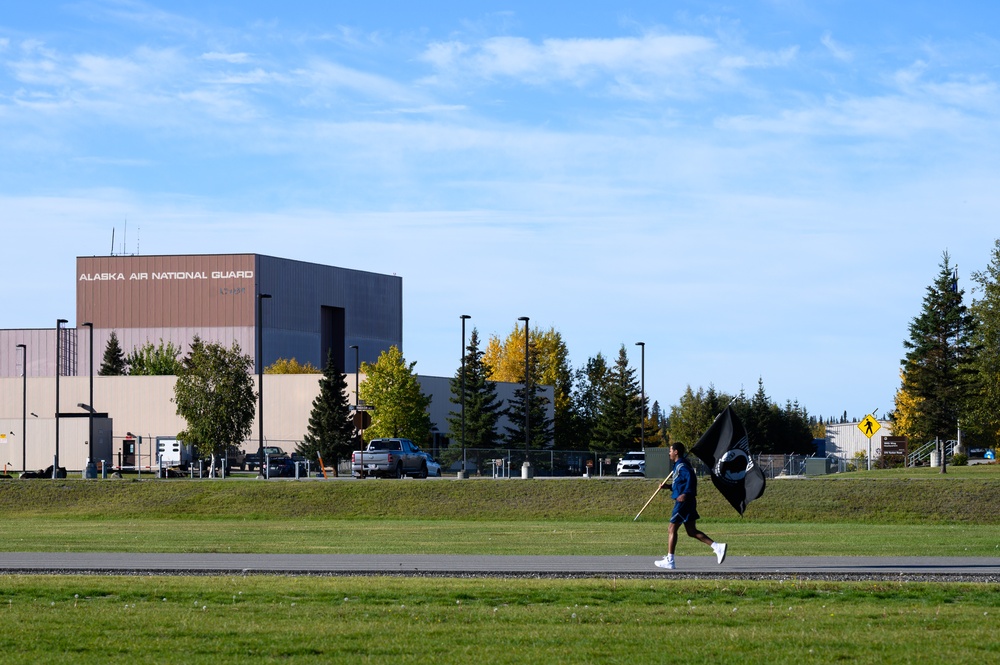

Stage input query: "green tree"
[
  {"left": 899, "top": 252, "right": 976, "bottom": 445},
  {"left": 358, "top": 345, "right": 432, "bottom": 443},
  {"left": 127, "top": 339, "right": 183, "bottom": 375},
  {"left": 571, "top": 353, "right": 609, "bottom": 451},
  {"left": 446, "top": 329, "right": 503, "bottom": 466},
  {"left": 966, "top": 239, "right": 1000, "bottom": 446},
  {"left": 298, "top": 351, "right": 355, "bottom": 475},
  {"left": 173, "top": 337, "right": 256, "bottom": 477},
  {"left": 590, "top": 345, "right": 642, "bottom": 453},
  {"left": 266, "top": 358, "right": 321, "bottom": 374},
  {"left": 669, "top": 385, "right": 733, "bottom": 448},
  {"left": 99, "top": 331, "right": 127, "bottom": 376}
]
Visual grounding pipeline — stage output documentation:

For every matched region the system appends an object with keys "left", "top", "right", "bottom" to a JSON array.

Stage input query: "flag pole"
[{"left": 633, "top": 471, "right": 674, "bottom": 521}]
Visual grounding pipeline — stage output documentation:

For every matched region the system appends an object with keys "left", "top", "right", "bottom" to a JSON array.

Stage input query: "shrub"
[{"left": 951, "top": 453, "right": 968, "bottom": 467}]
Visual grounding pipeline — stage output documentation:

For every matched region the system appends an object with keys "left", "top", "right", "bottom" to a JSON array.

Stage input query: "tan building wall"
[{"left": 0, "top": 374, "right": 333, "bottom": 470}]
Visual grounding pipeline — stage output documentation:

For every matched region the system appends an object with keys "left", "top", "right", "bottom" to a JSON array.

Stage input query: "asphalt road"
[{"left": 2, "top": 553, "right": 998, "bottom": 581}]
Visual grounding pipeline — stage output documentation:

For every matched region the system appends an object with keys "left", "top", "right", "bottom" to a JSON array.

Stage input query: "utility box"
[
  {"left": 645, "top": 447, "right": 671, "bottom": 479},
  {"left": 805, "top": 458, "right": 827, "bottom": 476}
]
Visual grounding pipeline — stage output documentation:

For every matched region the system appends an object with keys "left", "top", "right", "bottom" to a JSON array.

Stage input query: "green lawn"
[
  {"left": 2, "top": 517, "right": 998, "bottom": 557},
  {"left": 0, "top": 576, "right": 996, "bottom": 664},
  {"left": 1, "top": 471, "right": 998, "bottom": 663}
]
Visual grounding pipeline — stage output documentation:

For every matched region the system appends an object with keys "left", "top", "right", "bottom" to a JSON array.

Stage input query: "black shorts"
[{"left": 670, "top": 498, "right": 700, "bottom": 524}]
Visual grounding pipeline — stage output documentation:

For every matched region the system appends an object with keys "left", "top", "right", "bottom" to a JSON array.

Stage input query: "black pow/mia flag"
[{"left": 691, "top": 406, "right": 765, "bottom": 516}]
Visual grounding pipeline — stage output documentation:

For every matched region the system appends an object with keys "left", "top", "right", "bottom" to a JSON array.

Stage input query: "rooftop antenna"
[
  {"left": 123, "top": 218, "right": 127, "bottom": 256},
  {"left": 136, "top": 227, "right": 140, "bottom": 255},
  {"left": 110, "top": 227, "right": 116, "bottom": 256}
]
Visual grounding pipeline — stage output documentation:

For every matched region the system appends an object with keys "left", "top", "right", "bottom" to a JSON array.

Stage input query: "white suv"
[{"left": 616, "top": 451, "right": 645, "bottom": 477}]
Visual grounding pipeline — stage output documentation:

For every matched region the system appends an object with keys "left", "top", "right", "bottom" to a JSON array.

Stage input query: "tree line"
[{"left": 892, "top": 242, "right": 1000, "bottom": 450}]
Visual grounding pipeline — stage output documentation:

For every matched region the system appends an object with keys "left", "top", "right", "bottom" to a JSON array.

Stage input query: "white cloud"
[
  {"left": 200, "top": 51, "right": 251, "bottom": 64},
  {"left": 821, "top": 32, "right": 853, "bottom": 62}
]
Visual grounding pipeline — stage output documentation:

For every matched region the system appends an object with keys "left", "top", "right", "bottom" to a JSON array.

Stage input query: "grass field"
[
  {"left": 0, "top": 576, "right": 997, "bottom": 664},
  {"left": 1, "top": 469, "right": 998, "bottom": 663}
]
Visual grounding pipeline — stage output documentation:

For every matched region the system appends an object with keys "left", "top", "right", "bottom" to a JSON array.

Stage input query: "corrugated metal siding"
[
  {"left": 826, "top": 421, "right": 893, "bottom": 458},
  {"left": 77, "top": 255, "right": 256, "bottom": 328}
]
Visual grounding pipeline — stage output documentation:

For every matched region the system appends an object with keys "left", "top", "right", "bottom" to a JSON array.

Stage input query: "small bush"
[{"left": 950, "top": 453, "right": 968, "bottom": 467}]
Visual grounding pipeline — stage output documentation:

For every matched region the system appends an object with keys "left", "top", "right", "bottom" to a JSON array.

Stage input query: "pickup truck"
[
  {"left": 244, "top": 446, "right": 289, "bottom": 472},
  {"left": 351, "top": 438, "right": 429, "bottom": 479}
]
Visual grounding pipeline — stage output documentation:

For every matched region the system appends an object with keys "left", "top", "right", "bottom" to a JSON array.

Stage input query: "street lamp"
[
  {"left": 256, "top": 293, "right": 271, "bottom": 478},
  {"left": 459, "top": 315, "right": 471, "bottom": 479},
  {"left": 16, "top": 343, "right": 26, "bottom": 473},
  {"left": 83, "top": 322, "right": 96, "bottom": 478},
  {"left": 635, "top": 341, "right": 645, "bottom": 450},
  {"left": 350, "top": 344, "right": 362, "bottom": 478},
  {"left": 518, "top": 316, "right": 532, "bottom": 479},
  {"left": 54, "top": 318, "right": 67, "bottom": 479}
]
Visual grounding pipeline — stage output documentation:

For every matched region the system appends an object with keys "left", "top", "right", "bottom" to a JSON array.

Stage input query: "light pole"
[
  {"left": 16, "top": 343, "right": 26, "bottom": 473},
  {"left": 54, "top": 318, "right": 67, "bottom": 478},
  {"left": 256, "top": 293, "right": 271, "bottom": 478},
  {"left": 459, "top": 315, "right": 471, "bottom": 479},
  {"left": 83, "top": 322, "right": 96, "bottom": 478},
  {"left": 350, "top": 344, "right": 362, "bottom": 478},
  {"left": 635, "top": 341, "right": 645, "bottom": 450},
  {"left": 518, "top": 316, "right": 532, "bottom": 479}
]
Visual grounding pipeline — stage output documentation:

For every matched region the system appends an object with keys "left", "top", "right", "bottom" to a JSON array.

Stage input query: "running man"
[{"left": 654, "top": 442, "right": 727, "bottom": 569}]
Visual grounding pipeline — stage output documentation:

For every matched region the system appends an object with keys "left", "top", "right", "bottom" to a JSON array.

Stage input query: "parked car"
[
  {"left": 416, "top": 452, "right": 442, "bottom": 477},
  {"left": 617, "top": 451, "right": 645, "bottom": 477},
  {"left": 245, "top": 446, "right": 288, "bottom": 472},
  {"left": 351, "top": 438, "right": 429, "bottom": 478},
  {"left": 265, "top": 456, "right": 310, "bottom": 478}
]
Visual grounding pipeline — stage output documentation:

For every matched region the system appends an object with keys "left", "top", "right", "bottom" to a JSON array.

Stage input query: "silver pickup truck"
[{"left": 351, "top": 438, "right": 430, "bottom": 478}]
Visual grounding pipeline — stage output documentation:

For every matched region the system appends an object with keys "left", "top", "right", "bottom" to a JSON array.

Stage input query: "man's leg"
[
  {"left": 668, "top": 521, "right": 679, "bottom": 555},
  {"left": 685, "top": 521, "right": 727, "bottom": 564},
  {"left": 683, "top": 520, "right": 714, "bottom": 546}
]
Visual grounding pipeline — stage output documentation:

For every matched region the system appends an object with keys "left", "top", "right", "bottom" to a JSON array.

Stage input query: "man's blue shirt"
[{"left": 671, "top": 457, "right": 697, "bottom": 500}]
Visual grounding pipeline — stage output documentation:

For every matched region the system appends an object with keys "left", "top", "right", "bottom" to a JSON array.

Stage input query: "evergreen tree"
[
  {"left": 100, "top": 331, "right": 127, "bottom": 376},
  {"left": 899, "top": 252, "right": 976, "bottom": 444},
  {"left": 570, "top": 353, "right": 609, "bottom": 450},
  {"left": 670, "top": 385, "right": 733, "bottom": 448},
  {"left": 446, "top": 329, "right": 503, "bottom": 465},
  {"left": 590, "top": 345, "right": 642, "bottom": 453},
  {"left": 298, "top": 351, "right": 356, "bottom": 475},
  {"left": 358, "top": 346, "right": 433, "bottom": 443},
  {"left": 503, "top": 336, "right": 554, "bottom": 449},
  {"left": 966, "top": 239, "right": 1000, "bottom": 446}
]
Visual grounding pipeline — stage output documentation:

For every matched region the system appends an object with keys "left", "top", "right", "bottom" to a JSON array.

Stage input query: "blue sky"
[{"left": 2, "top": 1, "right": 998, "bottom": 421}]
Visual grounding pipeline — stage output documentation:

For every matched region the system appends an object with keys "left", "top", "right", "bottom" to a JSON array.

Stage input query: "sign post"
[{"left": 858, "top": 414, "right": 881, "bottom": 470}]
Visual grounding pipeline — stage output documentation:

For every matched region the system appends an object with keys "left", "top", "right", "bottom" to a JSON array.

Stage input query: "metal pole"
[
  {"left": 54, "top": 318, "right": 67, "bottom": 478},
  {"left": 460, "top": 315, "right": 470, "bottom": 479},
  {"left": 257, "top": 293, "right": 271, "bottom": 478},
  {"left": 635, "top": 341, "right": 645, "bottom": 449},
  {"left": 83, "top": 322, "right": 95, "bottom": 478},
  {"left": 16, "top": 344, "right": 26, "bottom": 473},
  {"left": 518, "top": 316, "right": 531, "bottom": 479},
  {"left": 350, "top": 345, "right": 362, "bottom": 478}
]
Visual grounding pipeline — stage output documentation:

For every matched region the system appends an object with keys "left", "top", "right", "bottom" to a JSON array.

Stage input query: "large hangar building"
[{"left": 3, "top": 253, "right": 402, "bottom": 377}]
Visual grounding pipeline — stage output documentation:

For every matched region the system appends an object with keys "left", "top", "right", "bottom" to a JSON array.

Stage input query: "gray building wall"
[{"left": 1, "top": 254, "right": 402, "bottom": 378}]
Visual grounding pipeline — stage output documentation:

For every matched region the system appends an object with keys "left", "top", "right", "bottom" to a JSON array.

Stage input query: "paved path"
[{"left": 2, "top": 553, "right": 999, "bottom": 580}]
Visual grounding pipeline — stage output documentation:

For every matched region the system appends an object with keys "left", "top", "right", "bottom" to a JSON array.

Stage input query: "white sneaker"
[
  {"left": 654, "top": 556, "right": 675, "bottom": 570},
  {"left": 712, "top": 542, "right": 727, "bottom": 565}
]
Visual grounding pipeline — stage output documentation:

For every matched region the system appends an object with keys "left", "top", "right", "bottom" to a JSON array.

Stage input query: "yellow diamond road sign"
[{"left": 858, "top": 415, "right": 881, "bottom": 439}]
